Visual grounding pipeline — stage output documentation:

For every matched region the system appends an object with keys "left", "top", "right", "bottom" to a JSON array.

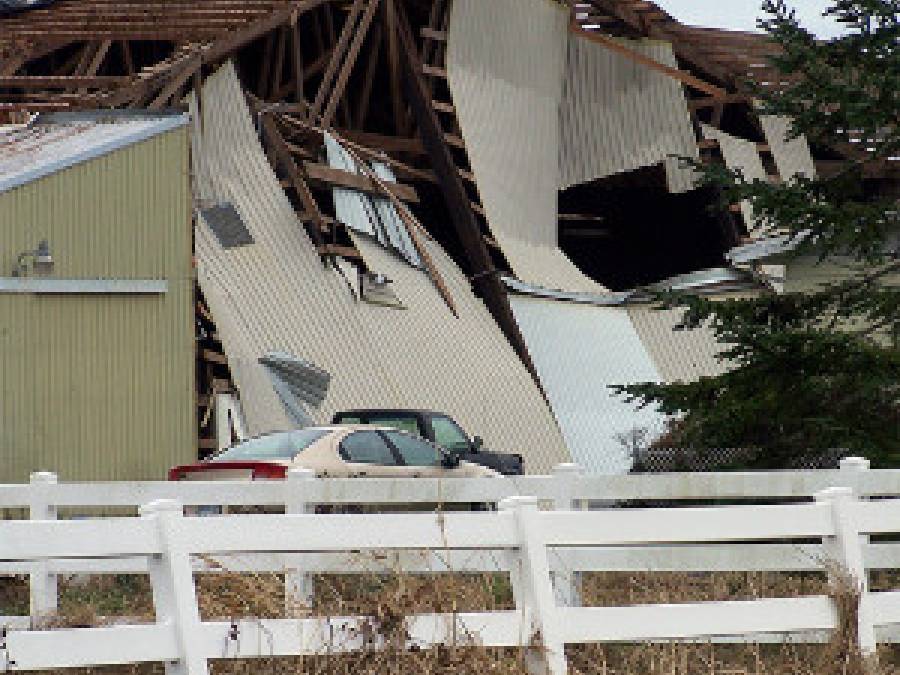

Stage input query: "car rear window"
[{"left": 213, "top": 429, "right": 329, "bottom": 462}]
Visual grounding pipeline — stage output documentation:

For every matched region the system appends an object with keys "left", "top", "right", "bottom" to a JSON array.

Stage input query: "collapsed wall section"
[{"left": 192, "top": 63, "right": 570, "bottom": 473}]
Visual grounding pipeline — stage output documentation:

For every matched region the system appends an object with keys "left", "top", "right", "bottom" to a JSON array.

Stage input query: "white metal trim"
[{"left": 0, "top": 278, "right": 168, "bottom": 294}]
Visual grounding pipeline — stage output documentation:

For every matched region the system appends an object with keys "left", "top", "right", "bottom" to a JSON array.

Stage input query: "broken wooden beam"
[
  {"left": 317, "top": 243, "right": 363, "bottom": 259},
  {"left": 303, "top": 161, "right": 420, "bottom": 202}
]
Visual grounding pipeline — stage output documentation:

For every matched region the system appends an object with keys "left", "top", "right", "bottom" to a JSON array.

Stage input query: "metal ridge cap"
[
  {"left": 726, "top": 231, "right": 810, "bottom": 264},
  {"left": 647, "top": 266, "right": 754, "bottom": 292},
  {"left": 501, "top": 275, "right": 633, "bottom": 306}
]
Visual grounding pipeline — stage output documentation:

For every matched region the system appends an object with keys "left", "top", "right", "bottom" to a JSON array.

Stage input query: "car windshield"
[{"left": 212, "top": 429, "right": 329, "bottom": 462}]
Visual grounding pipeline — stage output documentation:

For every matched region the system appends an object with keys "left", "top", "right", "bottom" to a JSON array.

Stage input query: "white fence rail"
[
  {"left": 0, "top": 458, "right": 900, "bottom": 673},
  {"left": 7, "top": 458, "right": 900, "bottom": 618},
  {"left": 1, "top": 483, "right": 899, "bottom": 674}
]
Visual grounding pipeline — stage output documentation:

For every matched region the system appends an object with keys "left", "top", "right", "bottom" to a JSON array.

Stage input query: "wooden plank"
[
  {"left": 0, "top": 75, "right": 128, "bottom": 88},
  {"left": 431, "top": 99, "right": 454, "bottom": 114},
  {"left": 586, "top": 0, "right": 739, "bottom": 88},
  {"left": 201, "top": 349, "right": 228, "bottom": 365},
  {"left": 384, "top": 0, "right": 407, "bottom": 135},
  {"left": 317, "top": 244, "right": 363, "bottom": 260},
  {"left": 302, "top": 161, "right": 420, "bottom": 203},
  {"left": 559, "top": 214, "right": 605, "bottom": 222},
  {"left": 571, "top": 27, "right": 727, "bottom": 98},
  {"left": 258, "top": 114, "right": 327, "bottom": 251},
  {"left": 331, "top": 129, "right": 425, "bottom": 154},
  {"left": 698, "top": 138, "right": 771, "bottom": 153},
  {"left": 561, "top": 228, "right": 611, "bottom": 238},
  {"left": 443, "top": 132, "right": 465, "bottom": 149},
  {"left": 422, "top": 64, "right": 446, "bottom": 79},
  {"left": 420, "top": 27, "right": 447, "bottom": 41},
  {"left": 148, "top": 56, "right": 200, "bottom": 110},
  {"left": 458, "top": 168, "right": 476, "bottom": 184},
  {"left": 291, "top": 18, "right": 304, "bottom": 103},
  {"left": 354, "top": 21, "right": 382, "bottom": 128},
  {"left": 103, "top": 0, "right": 328, "bottom": 108},
  {"left": 689, "top": 93, "right": 752, "bottom": 110},
  {"left": 321, "top": 0, "right": 380, "bottom": 128},
  {"left": 309, "top": 0, "right": 365, "bottom": 121}
]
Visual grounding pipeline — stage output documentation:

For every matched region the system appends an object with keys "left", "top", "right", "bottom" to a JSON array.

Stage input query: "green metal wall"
[{"left": 0, "top": 126, "right": 195, "bottom": 482}]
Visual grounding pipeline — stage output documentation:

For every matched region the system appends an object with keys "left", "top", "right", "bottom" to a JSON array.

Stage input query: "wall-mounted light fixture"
[{"left": 11, "top": 239, "right": 54, "bottom": 277}]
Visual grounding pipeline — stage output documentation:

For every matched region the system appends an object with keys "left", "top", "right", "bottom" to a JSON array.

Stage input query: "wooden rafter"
[
  {"left": 320, "top": 0, "right": 380, "bottom": 128},
  {"left": 309, "top": 0, "right": 365, "bottom": 121},
  {"left": 571, "top": 27, "right": 727, "bottom": 98},
  {"left": 258, "top": 111, "right": 328, "bottom": 251},
  {"left": 392, "top": 0, "right": 540, "bottom": 380}
]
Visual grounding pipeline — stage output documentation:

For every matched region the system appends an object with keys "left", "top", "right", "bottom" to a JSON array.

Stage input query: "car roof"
[
  {"left": 233, "top": 424, "right": 412, "bottom": 443},
  {"left": 335, "top": 409, "right": 445, "bottom": 418}
]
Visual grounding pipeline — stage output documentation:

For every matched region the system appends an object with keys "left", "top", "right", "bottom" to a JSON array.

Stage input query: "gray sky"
[{"left": 653, "top": 1, "right": 845, "bottom": 38}]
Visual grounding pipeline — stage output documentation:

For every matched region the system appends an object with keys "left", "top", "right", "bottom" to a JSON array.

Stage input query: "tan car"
[{"left": 169, "top": 425, "right": 500, "bottom": 481}]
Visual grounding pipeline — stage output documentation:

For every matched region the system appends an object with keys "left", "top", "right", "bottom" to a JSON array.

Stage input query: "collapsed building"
[{"left": 0, "top": 0, "right": 889, "bottom": 480}]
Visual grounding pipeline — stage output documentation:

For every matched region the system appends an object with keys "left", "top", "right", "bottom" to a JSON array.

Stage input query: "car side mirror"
[
  {"left": 441, "top": 453, "right": 460, "bottom": 469},
  {"left": 471, "top": 436, "right": 484, "bottom": 452}
]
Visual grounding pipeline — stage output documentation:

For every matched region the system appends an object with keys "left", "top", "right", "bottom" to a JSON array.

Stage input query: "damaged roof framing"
[{"left": 0, "top": 0, "right": 853, "bottom": 469}]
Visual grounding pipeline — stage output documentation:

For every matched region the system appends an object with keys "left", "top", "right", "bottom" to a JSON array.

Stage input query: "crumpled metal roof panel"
[
  {"left": 510, "top": 295, "right": 668, "bottom": 474},
  {"left": 447, "top": 0, "right": 607, "bottom": 295},
  {"left": 560, "top": 35, "right": 699, "bottom": 193}
]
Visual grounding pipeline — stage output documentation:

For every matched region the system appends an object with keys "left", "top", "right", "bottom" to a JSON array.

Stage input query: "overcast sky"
[{"left": 653, "top": 1, "right": 845, "bottom": 38}]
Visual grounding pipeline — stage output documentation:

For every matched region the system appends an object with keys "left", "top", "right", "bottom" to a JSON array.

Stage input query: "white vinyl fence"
[{"left": 0, "top": 458, "right": 898, "bottom": 674}]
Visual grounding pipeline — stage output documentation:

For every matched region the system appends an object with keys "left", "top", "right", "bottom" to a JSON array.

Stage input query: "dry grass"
[{"left": 0, "top": 564, "right": 896, "bottom": 674}]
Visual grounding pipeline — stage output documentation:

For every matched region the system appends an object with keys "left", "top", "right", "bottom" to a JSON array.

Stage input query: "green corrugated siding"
[{"left": 0, "top": 126, "right": 195, "bottom": 482}]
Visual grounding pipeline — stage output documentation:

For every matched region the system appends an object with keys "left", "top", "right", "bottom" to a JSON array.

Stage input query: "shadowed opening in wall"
[{"left": 558, "top": 163, "right": 737, "bottom": 291}]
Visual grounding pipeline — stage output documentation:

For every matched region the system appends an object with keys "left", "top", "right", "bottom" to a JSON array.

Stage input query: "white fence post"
[
  {"left": 814, "top": 486, "right": 876, "bottom": 658},
  {"left": 840, "top": 456, "right": 870, "bottom": 495},
  {"left": 499, "top": 496, "right": 565, "bottom": 675},
  {"left": 28, "top": 471, "right": 58, "bottom": 619},
  {"left": 140, "top": 499, "right": 207, "bottom": 675},
  {"left": 551, "top": 463, "right": 584, "bottom": 607},
  {"left": 284, "top": 468, "right": 316, "bottom": 615}
]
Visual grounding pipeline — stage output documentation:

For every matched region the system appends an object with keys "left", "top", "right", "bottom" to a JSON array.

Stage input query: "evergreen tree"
[{"left": 616, "top": 0, "right": 900, "bottom": 468}]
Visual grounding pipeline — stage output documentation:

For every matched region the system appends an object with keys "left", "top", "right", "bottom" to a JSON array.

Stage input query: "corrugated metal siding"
[
  {"left": 446, "top": 0, "right": 606, "bottom": 294},
  {"left": 759, "top": 115, "right": 817, "bottom": 181},
  {"left": 627, "top": 306, "right": 729, "bottom": 383},
  {"left": 509, "top": 296, "right": 667, "bottom": 474},
  {"left": 560, "top": 36, "right": 699, "bottom": 193},
  {"left": 701, "top": 124, "right": 767, "bottom": 236},
  {"left": 0, "top": 126, "right": 195, "bottom": 482},
  {"left": 192, "top": 64, "right": 569, "bottom": 474}
]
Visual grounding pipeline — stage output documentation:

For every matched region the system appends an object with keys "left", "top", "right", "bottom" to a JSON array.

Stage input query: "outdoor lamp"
[{"left": 12, "top": 239, "right": 54, "bottom": 276}]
